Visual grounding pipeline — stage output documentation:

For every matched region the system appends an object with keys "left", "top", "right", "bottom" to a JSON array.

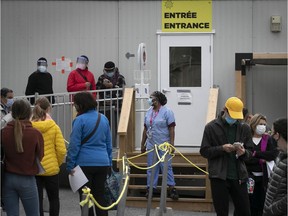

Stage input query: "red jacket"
[{"left": 67, "top": 68, "right": 96, "bottom": 92}]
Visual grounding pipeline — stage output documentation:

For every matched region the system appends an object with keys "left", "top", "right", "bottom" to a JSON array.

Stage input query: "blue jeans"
[
  {"left": 146, "top": 149, "right": 176, "bottom": 189},
  {"left": 2, "top": 172, "right": 40, "bottom": 216}
]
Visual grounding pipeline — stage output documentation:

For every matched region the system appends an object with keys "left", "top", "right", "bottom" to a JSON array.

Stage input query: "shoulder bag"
[{"left": 81, "top": 113, "right": 101, "bottom": 145}]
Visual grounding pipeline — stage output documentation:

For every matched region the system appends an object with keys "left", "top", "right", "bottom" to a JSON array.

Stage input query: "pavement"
[{"left": 1, "top": 188, "right": 235, "bottom": 216}]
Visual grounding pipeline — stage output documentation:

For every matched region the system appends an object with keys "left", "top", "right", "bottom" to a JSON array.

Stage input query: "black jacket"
[
  {"left": 25, "top": 71, "right": 55, "bottom": 104},
  {"left": 245, "top": 135, "right": 278, "bottom": 187},
  {"left": 263, "top": 152, "right": 287, "bottom": 216},
  {"left": 200, "top": 114, "right": 253, "bottom": 181}
]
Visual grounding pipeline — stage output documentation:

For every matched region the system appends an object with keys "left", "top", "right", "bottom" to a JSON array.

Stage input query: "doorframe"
[
  {"left": 156, "top": 31, "right": 215, "bottom": 90},
  {"left": 156, "top": 31, "right": 215, "bottom": 147}
]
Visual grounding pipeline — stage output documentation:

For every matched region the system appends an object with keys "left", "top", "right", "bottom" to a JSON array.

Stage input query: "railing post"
[
  {"left": 81, "top": 193, "right": 89, "bottom": 216},
  {"left": 146, "top": 147, "right": 157, "bottom": 216},
  {"left": 158, "top": 153, "right": 169, "bottom": 216},
  {"left": 116, "top": 155, "right": 130, "bottom": 216}
]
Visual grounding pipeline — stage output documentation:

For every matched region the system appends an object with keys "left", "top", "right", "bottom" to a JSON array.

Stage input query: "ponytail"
[
  {"left": 32, "top": 104, "right": 47, "bottom": 121},
  {"left": 14, "top": 118, "right": 24, "bottom": 153}
]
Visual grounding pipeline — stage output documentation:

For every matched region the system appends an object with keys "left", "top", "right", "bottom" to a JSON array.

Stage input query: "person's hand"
[
  {"left": 85, "top": 82, "right": 91, "bottom": 88},
  {"left": 141, "top": 145, "right": 146, "bottom": 153},
  {"left": 222, "top": 144, "right": 236, "bottom": 153},
  {"left": 107, "top": 166, "right": 112, "bottom": 177},
  {"left": 169, "top": 144, "right": 175, "bottom": 154},
  {"left": 236, "top": 145, "right": 245, "bottom": 157},
  {"left": 69, "top": 169, "right": 76, "bottom": 176},
  {"left": 103, "top": 79, "right": 113, "bottom": 88}
]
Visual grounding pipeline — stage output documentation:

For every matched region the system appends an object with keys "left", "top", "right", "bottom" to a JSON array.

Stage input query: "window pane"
[{"left": 169, "top": 47, "right": 201, "bottom": 87}]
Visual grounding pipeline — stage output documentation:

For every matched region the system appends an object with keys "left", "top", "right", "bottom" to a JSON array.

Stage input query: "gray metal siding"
[{"left": 1, "top": 0, "right": 287, "bottom": 123}]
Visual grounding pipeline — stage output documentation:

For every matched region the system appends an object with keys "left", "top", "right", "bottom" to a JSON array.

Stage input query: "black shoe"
[
  {"left": 145, "top": 188, "right": 149, "bottom": 199},
  {"left": 145, "top": 188, "right": 157, "bottom": 199},
  {"left": 169, "top": 188, "right": 179, "bottom": 200}
]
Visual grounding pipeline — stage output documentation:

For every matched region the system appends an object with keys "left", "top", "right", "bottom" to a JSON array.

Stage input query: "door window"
[{"left": 169, "top": 47, "right": 201, "bottom": 87}]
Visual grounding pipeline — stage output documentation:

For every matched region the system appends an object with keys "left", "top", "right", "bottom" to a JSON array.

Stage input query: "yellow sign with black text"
[{"left": 162, "top": 0, "right": 212, "bottom": 32}]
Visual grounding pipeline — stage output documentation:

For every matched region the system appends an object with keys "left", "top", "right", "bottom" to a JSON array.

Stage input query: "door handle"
[{"left": 162, "top": 89, "right": 171, "bottom": 93}]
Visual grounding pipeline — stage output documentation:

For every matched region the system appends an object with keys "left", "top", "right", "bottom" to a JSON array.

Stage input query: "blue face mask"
[
  {"left": 225, "top": 116, "right": 237, "bottom": 125},
  {"left": 147, "top": 98, "right": 153, "bottom": 106},
  {"left": 6, "top": 98, "right": 14, "bottom": 108},
  {"left": 106, "top": 71, "right": 115, "bottom": 78}
]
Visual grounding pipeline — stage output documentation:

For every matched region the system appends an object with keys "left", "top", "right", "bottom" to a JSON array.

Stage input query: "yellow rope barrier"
[
  {"left": 78, "top": 143, "right": 209, "bottom": 211},
  {"left": 80, "top": 156, "right": 130, "bottom": 211}
]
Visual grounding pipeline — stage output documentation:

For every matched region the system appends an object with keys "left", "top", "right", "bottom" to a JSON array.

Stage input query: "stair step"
[
  {"left": 127, "top": 196, "right": 213, "bottom": 202},
  {"left": 128, "top": 185, "right": 206, "bottom": 191},
  {"left": 129, "top": 174, "right": 206, "bottom": 179},
  {"left": 130, "top": 162, "right": 207, "bottom": 167}
]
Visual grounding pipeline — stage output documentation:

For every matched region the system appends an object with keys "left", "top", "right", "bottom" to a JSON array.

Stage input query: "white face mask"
[
  {"left": 256, "top": 125, "right": 266, "bottom": 135},
  {"left": 38, "top": 66, "right": 47, "bottom": 73},
  {"left": 76, "top": 63, "right": 86, "bottom": 70}
]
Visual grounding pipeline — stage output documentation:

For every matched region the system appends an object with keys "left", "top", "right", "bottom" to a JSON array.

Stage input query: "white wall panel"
[
  {"left": 1, "top": 0, "right": 287, "bottom": 123},
  {"left": 118, "top": 1, "right": 161, "bottom": 92},
  {"left": 212, "top": 1, "right": 253, "bottom": 110},
  {"left": 1, "top": 1, "right": 119, "bottom": 95},
  {"left": 252, "top": 1, "right": 287, "bottom": 52}
]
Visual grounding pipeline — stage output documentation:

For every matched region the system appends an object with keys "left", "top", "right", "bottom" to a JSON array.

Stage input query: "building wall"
[{"left": 1, "top": 0, "right": 287, "bottom": 125}]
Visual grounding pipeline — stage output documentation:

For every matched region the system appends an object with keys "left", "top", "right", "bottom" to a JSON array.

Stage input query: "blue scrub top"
[{"left": 144, "top": 105, "right": 175, "bottom": 149}]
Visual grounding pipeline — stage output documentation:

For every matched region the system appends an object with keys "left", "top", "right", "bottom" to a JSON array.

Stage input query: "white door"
[{"left": 158, "top": 33, "right": 213, "bottom": 147}]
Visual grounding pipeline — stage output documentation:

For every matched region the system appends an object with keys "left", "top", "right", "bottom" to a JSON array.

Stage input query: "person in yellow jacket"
[{"left": 31, "top": 97, "right": 66, "bottom": 216}]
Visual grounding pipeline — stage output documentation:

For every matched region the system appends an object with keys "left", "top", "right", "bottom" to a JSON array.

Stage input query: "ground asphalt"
[{"left": 1, "top": 188, "right": 235, "bottom": 216}]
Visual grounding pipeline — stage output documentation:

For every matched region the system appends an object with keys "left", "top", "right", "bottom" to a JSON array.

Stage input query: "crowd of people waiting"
[{"left": 0, "top": 55, "right": 286, "bottom": 216}]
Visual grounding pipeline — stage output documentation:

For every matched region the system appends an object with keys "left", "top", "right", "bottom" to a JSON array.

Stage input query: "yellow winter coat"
[{"left": 32, "top": 120, "right": 66, "bottom": 176}]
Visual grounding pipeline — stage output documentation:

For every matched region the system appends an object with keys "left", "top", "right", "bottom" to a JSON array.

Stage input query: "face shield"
[
  {"left": 37, "top": 60, "right": 48, "bottom": 67},
  {"left": 76, "top": 56, "right": 88, "bottom": 65}
]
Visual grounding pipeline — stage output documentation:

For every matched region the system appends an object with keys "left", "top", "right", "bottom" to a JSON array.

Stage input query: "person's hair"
[
  {"left": 242, "top": 108, "right": 248, "bottom": 117},
  {"left": 11, "top": 99, "right": 32, "bottom": 153},
  {"left": 249, "top": 113, "right": 267, "bottom": 134},
  {"left": 273, "top": 118, "right": 287, "bottom": 141},
  {"left": 151, "top": 91, "right": 167, "bottom": 106},
  {"left": 73, "top": 92, "right": 97, "bottom": 114},
  {"left": 32, "top": 97, "right": 51, "bottom": 121},
  {"left": 1, "top": 88, "right": 13, "bottom": 98}
]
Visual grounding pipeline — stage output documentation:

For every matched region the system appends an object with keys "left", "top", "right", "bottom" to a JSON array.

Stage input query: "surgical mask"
[
  {"left": 6, "top": 98, "right": 14, "bottom": 108},
  {"left": 147, "top": 98, "right": 153, "bottom": 106},
  {"left": 225, "top": 116, "right": 237, "bottom": 125},
  {"left": 38, "top": 66, "right": 47, "bottom": 73},
  {"left": 76, "top": 63, "right": 86, "bottom": 70},
  {"left": 256, "top": 125, "right": 266, "bottom": 135},
  {"left": 106, "top": 71, "right": 115, "bottom": 78}
]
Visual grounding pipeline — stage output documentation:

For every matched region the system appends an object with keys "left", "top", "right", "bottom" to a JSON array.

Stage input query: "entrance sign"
[{"left": 162, "top": 0, "right": 212, "bottom": 32}]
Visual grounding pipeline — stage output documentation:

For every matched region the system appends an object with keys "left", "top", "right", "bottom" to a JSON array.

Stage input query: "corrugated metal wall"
[{"left": 1, "top": 0, "right": 287, "bottom": 123}]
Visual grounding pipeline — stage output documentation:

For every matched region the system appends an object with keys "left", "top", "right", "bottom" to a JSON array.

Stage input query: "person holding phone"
[{"left": 200, "top": 97, "right": 254, "bottom": 216}]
